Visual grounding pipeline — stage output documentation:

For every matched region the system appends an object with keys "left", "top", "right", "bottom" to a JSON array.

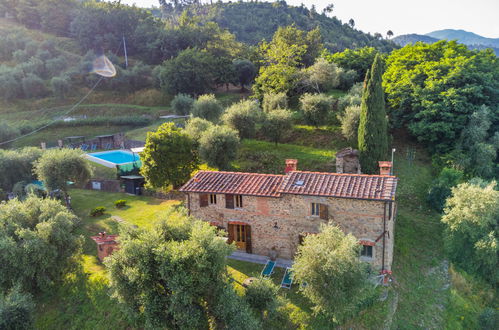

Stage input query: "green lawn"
[{"left": 35, "top": 189, "right": 181, "bottom": 329}]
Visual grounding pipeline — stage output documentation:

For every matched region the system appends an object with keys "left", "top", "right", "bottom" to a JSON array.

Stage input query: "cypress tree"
[{"left": 357, "top": 54, "right": 388, "bottom": 174}]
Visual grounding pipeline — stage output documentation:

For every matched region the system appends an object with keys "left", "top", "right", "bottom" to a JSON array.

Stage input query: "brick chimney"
[
  {"left": 378, "top": 161, "right": 392, "bottom": 176},
  {"left": 285, "top": 159, "right": 298, "bottom": 173}
]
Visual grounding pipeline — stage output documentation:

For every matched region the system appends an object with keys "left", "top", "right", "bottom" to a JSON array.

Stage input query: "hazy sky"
[{"left": 117, "top": 0, "right": 499, "bottom": 38}]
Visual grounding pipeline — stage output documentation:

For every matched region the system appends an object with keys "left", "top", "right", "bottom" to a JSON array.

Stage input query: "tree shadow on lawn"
[{"left": 36, "top": 257, "right": 129, "bottom": 329}]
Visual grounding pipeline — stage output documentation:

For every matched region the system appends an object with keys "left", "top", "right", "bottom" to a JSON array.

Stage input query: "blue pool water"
[{"left": 88, "top": 150, "right": 140, "bottom": 165}]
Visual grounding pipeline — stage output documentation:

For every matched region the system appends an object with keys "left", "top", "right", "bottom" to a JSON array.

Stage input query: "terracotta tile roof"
[
  {"left": 180, "top": 170, "right": 398, "bottom": 201},
  {"left": 279, "top": 171, "right": 397, "bottom": 200},
  {"left": 179, "top": 171, "right": 283, "bottom": 197},
  {"left": 279, "top": 171, "right": 397, "bottom": 201}
]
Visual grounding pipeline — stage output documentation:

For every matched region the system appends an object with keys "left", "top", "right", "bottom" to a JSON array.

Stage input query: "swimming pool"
[{"left": 85, "top": 150, "right": 140, "bottom": 168}]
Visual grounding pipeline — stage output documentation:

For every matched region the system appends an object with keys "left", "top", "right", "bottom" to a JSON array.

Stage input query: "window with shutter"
[
  {"left": 225, "top": 194, "right": 234, "bottom": 209},
  {"left": 311, "top": 203, "right": 320, "bottom": 216},
  {"left": 199, "top": 194, "right": 208, "bottom": 207}
]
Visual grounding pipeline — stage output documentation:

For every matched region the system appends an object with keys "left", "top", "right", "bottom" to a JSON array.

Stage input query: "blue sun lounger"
[
  {"left": 80, "top": 144, "right": 89, "bottom": 151},
  {"left": 90, "top": 143, "right": 97, "bottom": 151},
  {"left": 281, "top": 267, "right": 294, "bottom": 289},
  {"left": 261, "top": 260, "right": 276, "bottom": 277}
]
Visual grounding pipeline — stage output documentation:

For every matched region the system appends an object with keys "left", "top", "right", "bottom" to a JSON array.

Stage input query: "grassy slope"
[{"left": 35, "top": 189, "right": 181, "bottom": 329}]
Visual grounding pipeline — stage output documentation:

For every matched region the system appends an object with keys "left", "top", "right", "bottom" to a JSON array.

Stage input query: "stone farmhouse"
[{"left": 180, "top": 160, "right": 398, "bottom": 272}]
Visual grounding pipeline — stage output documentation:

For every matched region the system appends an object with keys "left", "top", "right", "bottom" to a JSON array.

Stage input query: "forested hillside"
[
  {"left": 188, "top": 1, "right": 398, "bottom": 52},
  {"left": 392, "top": 34, "right": 439, "bottom": 46}
]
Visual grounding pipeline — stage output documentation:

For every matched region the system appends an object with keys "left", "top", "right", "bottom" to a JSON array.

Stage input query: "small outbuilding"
[
  {"left": 90, "top": 232, "right": 119, "bottom": 261},
  {"left": 121, "top": 175, "right": 145, "bottom": 195}
]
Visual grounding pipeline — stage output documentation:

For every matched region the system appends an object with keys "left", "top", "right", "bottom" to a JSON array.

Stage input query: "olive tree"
[
  {"left": 184, "top": 117, "right": 214, "bottom": 142},
  {"left": 292, "top": 225, "right": 371, "bottom": 322},
  {"left": 262, "top": 92, "right": 288, "bottom": 112},
  {"left": 338, "top": 105, "right": 361, "bottom": 141},
  {"left": 0, "top": 196, "right": 83, "bottom": 293},
  {"left": 192, "top": 94, "right": 223, "bottom": 122},
  {"left": 34, "top": 148, "right": 92, "bottom": 194},
  {"left": 441, "top": 180, "right": 499, "bottom": 284},
  {"left": 222, "top": 100, "right": 262, "bottom": 139},
  {"left": 300, "top": 93, "right": 334, "bottom": 127},
  {"left": 199, "top": 126, "right": 239, "bottom": 170},
  {"left": 106, "top": 208, "right": 258, "bottom": 329},
  {"left": 171, "top": 93, "right": 195, "bottom": 116},
  {"left": 261, "top": 109, "right": 293, "bottom": 145}
]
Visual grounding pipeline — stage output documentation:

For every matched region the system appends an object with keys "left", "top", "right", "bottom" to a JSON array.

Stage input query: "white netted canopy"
[{"left": 91, "top": 55, "right": 116, "bottom": 77}]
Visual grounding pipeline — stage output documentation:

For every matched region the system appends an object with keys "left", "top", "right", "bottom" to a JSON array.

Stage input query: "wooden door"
[{"left": 228, "top": 224, "right": 250, "bottom": 251}]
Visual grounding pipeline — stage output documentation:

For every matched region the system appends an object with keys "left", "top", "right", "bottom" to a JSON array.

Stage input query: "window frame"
[
  {"left": 209, "top": 194, "right": 217, "bottom": 205},
  {"left": 235, "top": 195, "right": 243, "bottom": 208},
  {"left": 311, "top": 203, "right": 320, "bottom": 216},
  {"left": 360, "top": 245, "right": 373, "bottom": 259}
]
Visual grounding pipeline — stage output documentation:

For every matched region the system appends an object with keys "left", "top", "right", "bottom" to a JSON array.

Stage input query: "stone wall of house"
[{"left": 186, "top": 192, "right": 396, "bottom": 271}]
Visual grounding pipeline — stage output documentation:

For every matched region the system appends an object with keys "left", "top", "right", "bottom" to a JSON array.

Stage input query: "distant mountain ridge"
[
  {"left": 426, "top": 29, "right": 499, "bottom": 48},
  {"left": 393, "top": 29, "right": 498, "bottom": 55},
  {"left": 392, "top": 34, "right": 439, "bottom": 47}
]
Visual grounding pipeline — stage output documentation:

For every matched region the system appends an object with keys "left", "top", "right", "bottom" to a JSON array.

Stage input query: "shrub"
[
  {"left": 299, "top": 93, "right": 333, "bottom": 127},
  {"left": 262, "top": 92, "right": 288, "bottom": 112},
  {"left": 192, "top": 94, "right": 223, "bottom": 122},
  {"left": 222, "top": 100, "right": 262, "bottom": 139},
  {"left": 184, "top": 117, "right": 214, "bottom": 142},
  {"left": 114, "top": 199, "right": 127, "bottom": 208},
  {"left": 90, "top": 206, "right": 106, "bottom": 217},
  {"left": 199, "top": 126, "right": 240, "bottom": 170},
  {"left": 338, "top": 105, "right": 361, "bottom": 141},
  {"left": 261, "top": 109, "right": 293, "bottom": 145},
  {"left": 171, "top": 93, "right": 195, "bottom": 116},
  {"left": 0, "top": 287, "right": 35, "bottom": 330}
]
